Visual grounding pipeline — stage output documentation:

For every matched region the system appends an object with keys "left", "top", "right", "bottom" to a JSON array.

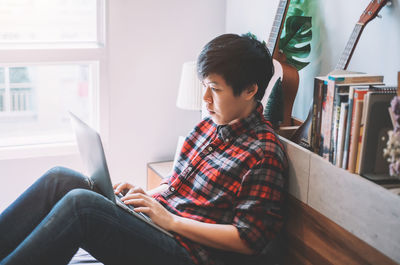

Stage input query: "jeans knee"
[
  {"left": 62, "top": 189, "right": 102, "bottom": 212},
  {"left": 41, "top": 166, "right": 89, "bottom": 190}
]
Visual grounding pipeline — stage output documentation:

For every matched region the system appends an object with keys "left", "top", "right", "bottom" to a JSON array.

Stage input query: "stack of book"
[{"left": 309, "top": 70, "right": 397, "bottom": 182}]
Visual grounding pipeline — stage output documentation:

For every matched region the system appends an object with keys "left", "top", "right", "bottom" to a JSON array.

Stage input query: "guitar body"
[
  {"left": 263, "top": 53, "right": 299, "bottom": 126},
  {"left": 263, "top": 0, "right": 299, "bottom": 127},
  {"left": 275, "top": 54, "right": 299, "bottom": 126},
  {"left": 261, "top": 0, "right": 299, "bottom": 127}
]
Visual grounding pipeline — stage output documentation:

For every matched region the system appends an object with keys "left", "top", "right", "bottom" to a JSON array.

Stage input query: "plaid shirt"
[{"left": 154, "top": 103, "right": 287, "bottom": 265}]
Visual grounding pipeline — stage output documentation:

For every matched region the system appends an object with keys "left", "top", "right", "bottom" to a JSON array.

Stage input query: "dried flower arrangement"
[{"left": 383, "top": 93, "right": 400, "bottom": 179}]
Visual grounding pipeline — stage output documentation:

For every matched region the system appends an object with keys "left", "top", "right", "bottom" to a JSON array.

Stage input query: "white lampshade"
[{"left": 176, "top": 61, "right": 202, "bottom": 111}]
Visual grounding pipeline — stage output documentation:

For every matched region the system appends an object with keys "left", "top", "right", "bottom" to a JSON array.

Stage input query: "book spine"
[
  {"left": 318, "top": 81, "right": 328, "bottom": 155},
  {"left": 356, "top": 92, "right": 371, "bottom": 174},
  {"left": 328, "top": 75, "right": 384, "bottom": 84},
  {"left": 311, "top": 78, "right": 321, "bottom": 152},
  {"left": 348, "top": 100, "right": 364, "bottom": 173},
  {"left": 314, "top": 81, "right": 326, "bottom": 155},
  {"left": 347, "top": 89, "right": 369, "bottom": 172},
  {"left": 330, "top": 90, "right": 341, "bottom": 163},
  {"left": 321, "top": 79, "right": 335, "bottom": 160},
  {"left": 336, "top": 103, "right": 348, "bottom": 167},
  {"left": 341, "top": 92, "right": 353, "bottom": 169},
  {"left": 355, "top": 123, "right": 364, "bottom": 174}
]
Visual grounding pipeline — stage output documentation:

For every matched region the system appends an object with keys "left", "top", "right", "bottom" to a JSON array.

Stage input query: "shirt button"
[
  {"left": 187, "top": 166, "right": 192, "bottom": 171},
  {"left": 169, "top": 186, "right": 175, "bottom": 192},
  {"left": 207, "top": 146, "right": 213, "bottom": 152},
  {"left": 225, "top": 138, "right": 230, "bottom": 143}
]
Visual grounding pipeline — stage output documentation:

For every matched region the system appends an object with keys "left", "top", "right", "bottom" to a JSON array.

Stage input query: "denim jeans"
[{"left": 0, "top": 166, "right": 195, "bottom": 265}]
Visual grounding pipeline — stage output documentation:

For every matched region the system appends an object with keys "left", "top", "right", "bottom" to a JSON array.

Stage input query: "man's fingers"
[
  {"left": 123, "top": 198, "right": 145, "bottom": 205},
  {"left": 133, "top": 207, "right": 150, "bottom": 214},
  {"left": 127, "top": 186, "right": 145, "bottom": 195},
  {"left": 114, "top": 182, "right": 133, "bottom": 194},
  {"left": 121, "top": 192, "right": 148, "bottom": 202}
]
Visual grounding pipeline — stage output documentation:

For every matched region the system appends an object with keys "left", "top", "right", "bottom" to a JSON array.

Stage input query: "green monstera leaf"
[{"left": 279, "top": 15, "right": 312, "bottom": 71}]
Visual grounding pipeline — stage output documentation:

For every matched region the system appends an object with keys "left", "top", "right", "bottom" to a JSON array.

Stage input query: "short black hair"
[{"left": 197, "top": 33, "right": 274, "bottom": 101}]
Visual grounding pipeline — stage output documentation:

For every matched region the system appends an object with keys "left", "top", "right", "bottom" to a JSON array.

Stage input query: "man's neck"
[{"left": 228, "top": 100, "right": 258, "bottom": 126}]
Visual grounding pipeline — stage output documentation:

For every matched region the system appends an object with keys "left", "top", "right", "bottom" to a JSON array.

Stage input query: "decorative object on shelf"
[
  {"left": 383, "top": 73, "right": 400, "bottom": 179},
  {"left": 176, "top": 61, "right": 202, "bottom": 111}
]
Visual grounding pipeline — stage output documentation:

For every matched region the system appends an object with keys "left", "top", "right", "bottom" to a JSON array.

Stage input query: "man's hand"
[
  {"left": 120, "top": 192, "right": 175, "bottom": 231},
  {"left": 113, "top": 182, "right": 175, "bottom": 231},
  {"left": 113, "top": 182, "right": 147, "bottom": 196}
]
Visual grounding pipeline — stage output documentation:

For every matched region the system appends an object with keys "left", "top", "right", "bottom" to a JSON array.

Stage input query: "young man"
[{"left": 0, "top": 33, "right": 287, "bottom": 265}]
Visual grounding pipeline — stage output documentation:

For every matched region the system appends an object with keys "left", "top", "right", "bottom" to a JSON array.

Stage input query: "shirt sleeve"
[{"left": 232, "top": 144, "right": 286, "bottom": 254}]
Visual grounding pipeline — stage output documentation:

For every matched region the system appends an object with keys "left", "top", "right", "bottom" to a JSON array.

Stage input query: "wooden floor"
[{"left": 283, "top": 195, "right": 398, "bottom": 265}]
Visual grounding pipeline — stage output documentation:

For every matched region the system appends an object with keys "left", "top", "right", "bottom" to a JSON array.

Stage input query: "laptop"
[{"left": 69, "top": 112, "right": 173, "bottom": 238}]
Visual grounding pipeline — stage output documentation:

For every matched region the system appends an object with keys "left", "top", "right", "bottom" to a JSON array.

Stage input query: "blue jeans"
[{"left": 0, "top": 167, "right": 194, "bottom": 265}]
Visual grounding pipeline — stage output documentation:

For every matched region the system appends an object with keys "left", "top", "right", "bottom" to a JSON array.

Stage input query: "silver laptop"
[{"left": 69, "top": 112, "right": 173, "bottom": 238}]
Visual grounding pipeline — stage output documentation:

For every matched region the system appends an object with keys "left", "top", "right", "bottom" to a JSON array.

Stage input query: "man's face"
[{"left": 202, "top": 74, "right": 256, "bottom": 125}]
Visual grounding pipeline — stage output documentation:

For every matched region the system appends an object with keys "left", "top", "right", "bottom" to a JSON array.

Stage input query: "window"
[
  {"left": 0, "top": 63, "right": 98, "bottom": 147},
  {"left": 0, "top": 0, "right": 106, "bottom": 152},
  {"left": 0, "top": 67, "right": 33, "bottom": 113},
  {"left": 0, "top": 0, "right": 104, "bottom": 48}
]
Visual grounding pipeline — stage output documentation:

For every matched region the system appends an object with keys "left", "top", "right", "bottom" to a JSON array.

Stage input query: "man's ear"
[{"left": 244, "top": 84, "right": 258, "bottom": 100}]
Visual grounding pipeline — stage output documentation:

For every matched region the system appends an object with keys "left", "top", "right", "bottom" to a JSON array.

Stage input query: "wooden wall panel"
[{"left": 284, "top": 196, "right": 398, "bottom": 265}]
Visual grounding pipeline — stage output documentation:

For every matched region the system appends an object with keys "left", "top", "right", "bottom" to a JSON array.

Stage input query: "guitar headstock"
[{"left": 359, "top": 0, "right": 389, "bottom": 25}]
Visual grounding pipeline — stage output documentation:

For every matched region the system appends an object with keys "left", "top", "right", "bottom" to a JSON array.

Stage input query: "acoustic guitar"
[
  {"left": 290, "top": 0, "right": 389, "bottom": 148},
  {"left": 261, "top": 0, "right": 299, "bottom": 127}
]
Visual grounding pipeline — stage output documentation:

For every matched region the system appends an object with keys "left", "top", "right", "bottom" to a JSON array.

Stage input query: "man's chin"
[{"left": 210, "top": 116, "right": 228, "bottom": 126}]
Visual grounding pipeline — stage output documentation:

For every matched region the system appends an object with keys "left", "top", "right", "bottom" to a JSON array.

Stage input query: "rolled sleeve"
[{"left": 232, "top": 153, "right": 286, "bottom": 254}]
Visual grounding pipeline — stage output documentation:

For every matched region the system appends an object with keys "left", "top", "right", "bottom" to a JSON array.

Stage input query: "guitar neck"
[
  {"left": 335, "top": 23, "right": 365, "bottom": 70},
  {"left": 267, "top": 0, "right": 290, "bottom": 57}
]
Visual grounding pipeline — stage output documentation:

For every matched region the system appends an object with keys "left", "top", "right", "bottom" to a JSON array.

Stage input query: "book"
[
  {"left": 346, "top": 86, "right": 371, "bottom": 172},
  {"left": 336, "top": 102, "right": 348, "bottom": 167},
  {"left": 321, "top": 72, "right": 383, "bottom": 161},
  {"left": 310, "top": 77, "right": 327, "bottom": 154},
  {"left": 358, "top": 91, "right": 397, "bottom": 181},
  {"left": 341, "top": 86, "right": 355, "bottom": 169},
  {"left": 328, "top": 73, "right": 384, "bottom": 85},
  {"left": 320, "top": 79, "right": 336, "bottom": 159},
  {"left": 353, "top": 86, "right": 396, "bottom": 173},
  {"left": 343, "top": 85, "right": 388, "bottom": 172},
  {"left": 331, "top": 91, "right": 349, "bottom": 164},
  {"left": 348, "top": 99, "right": 364, "bottom": 173}
]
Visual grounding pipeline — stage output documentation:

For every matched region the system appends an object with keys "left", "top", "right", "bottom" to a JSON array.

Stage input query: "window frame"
[{"left": 0, "top": 0, "right": 109, "bottom": 159}]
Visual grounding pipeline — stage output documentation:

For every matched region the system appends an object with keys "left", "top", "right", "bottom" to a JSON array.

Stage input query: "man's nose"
[{"left": 203, "top": 87, "right": 212, "bottom": 103}]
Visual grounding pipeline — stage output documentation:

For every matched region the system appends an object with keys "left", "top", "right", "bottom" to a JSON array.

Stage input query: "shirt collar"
[{"left": 215, "top": 102, "right": 264, "bottom": 142}]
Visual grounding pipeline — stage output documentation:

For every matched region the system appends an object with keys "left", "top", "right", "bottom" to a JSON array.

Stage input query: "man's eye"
[{"left": 211, "top": 87, "right": 218, "bottom": 91}]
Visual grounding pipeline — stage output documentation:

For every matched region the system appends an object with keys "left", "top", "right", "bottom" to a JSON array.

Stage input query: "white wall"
[
  {"left": 226, "top": 0, "right": 400, "bottom": 120},
  {"left": 0, "top": 0, "right": 226, "bottom": 212},
  {"left": 107, "top": 0, "right": 226, "bottom": 187}
]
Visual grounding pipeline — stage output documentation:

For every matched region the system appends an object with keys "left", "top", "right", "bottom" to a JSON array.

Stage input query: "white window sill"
[{"left": 0, "top": 141, "right": 79, "bottom": 160}]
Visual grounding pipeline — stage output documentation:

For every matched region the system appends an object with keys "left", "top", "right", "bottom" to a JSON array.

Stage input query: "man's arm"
[
  {"left": 121, "top": 192, "right": 254, "bottom": 255},
  {"left": 170, "top": 214, "right": 254, "bottom": 255}
]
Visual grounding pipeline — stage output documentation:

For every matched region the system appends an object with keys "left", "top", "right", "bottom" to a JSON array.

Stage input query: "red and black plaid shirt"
[{"left": 154, "top": 103, "right": 287, "bottom": 265}]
